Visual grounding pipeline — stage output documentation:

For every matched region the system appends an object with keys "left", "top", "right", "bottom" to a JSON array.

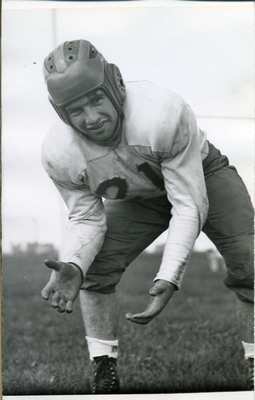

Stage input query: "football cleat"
[{"left": 92, "top": 355, "right": 120, "bottom": 394}]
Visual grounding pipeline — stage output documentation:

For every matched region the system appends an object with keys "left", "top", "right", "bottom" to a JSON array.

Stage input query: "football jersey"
[{"left": 41, "top": 81, "right": 209, "bottom": 288}]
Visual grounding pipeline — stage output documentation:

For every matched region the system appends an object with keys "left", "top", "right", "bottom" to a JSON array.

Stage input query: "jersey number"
[
  {"left": 94, "top": 162, "right": 164, "bottom": 199},
  {"left": 137, "top": 163, "right": 164, "bottom": 191}
]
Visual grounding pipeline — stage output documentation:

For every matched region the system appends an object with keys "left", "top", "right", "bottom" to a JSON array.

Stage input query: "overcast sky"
[{"left": 2, "top": 1, "right": 254, "bottom": 253}]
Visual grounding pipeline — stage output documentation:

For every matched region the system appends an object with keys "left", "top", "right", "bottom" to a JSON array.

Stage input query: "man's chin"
[{"left": 95, "top": 132, "right": 121, "bottom": 147}]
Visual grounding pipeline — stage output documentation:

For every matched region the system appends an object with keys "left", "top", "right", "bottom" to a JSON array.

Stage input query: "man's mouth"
[{"left": 87, "top": 121, "right": 106, "bottom": 131}]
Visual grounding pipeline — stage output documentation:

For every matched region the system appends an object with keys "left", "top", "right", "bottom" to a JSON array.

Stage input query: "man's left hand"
[{"left": 125, "top": 280, "right": 177, "bottom": 325}]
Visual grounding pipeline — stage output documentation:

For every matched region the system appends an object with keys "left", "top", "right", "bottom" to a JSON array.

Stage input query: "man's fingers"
[
  {"left": 125, "top": 299, "right": 156, "bottom": 324},
  {"left": 65, "top": 300, "right": 73, "bottom": 314},
  {"left": 44, "top": 259, "right": 62, "bottom": 272},
  {"left": 57, "top": 298, "right": 66, "bottom": 313},
  {"left": 43, "top": 286, "right": 73, "bottom": 313},
  {"left": 41, "top": 282, "right": 52, "bottom": 300},
  {"left": 125, "top": 292, "right": 167, "bottom": 325},
  {"left": 125, "top": 312, "right": 152, "bottom": 325},
  {"left": 50, "top": 292, "right": 60, "bottom": 308},
  {"left": 50, "top": 294, "right": 69, "bottom": 313}
]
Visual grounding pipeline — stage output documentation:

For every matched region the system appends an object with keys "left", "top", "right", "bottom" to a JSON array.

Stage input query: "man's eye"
[
  {"left": 70, "top": 109, "right": 80, "bottom": 116},
  {"left": 92, "top": 96, "right": 103, "bottom": 105}
]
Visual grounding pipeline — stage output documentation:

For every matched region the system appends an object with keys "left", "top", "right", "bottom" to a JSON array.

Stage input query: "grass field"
[{"left": 2, "top": 251, "right": 250, "bottom": 395}]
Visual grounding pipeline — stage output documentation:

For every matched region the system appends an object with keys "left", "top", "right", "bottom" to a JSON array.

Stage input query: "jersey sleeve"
[
  {"left": 41, "top": 129, "right": 107, "bottom": 278},
  {"left": 154, "top": 102, "right": 209, "bottom": 288},
  {"left": 51, "top": 178, "right": 107, "bottom": 276}
]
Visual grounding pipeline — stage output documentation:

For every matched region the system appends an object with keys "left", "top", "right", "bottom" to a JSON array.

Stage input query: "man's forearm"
[
  {"left": 154, "top": 212, "right": 200, "bottom": 289},
  {"left": 64, "top": 222, "right": 107, "bottom": 278}
]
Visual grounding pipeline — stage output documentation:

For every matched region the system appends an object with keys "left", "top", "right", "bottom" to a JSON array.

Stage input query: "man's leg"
[
  {"left": 203, "top": 165, "right": 254, "bottom": 388},
  {"left": 236, "top": 298, "right": 254, "bottom": 389},
  {"left": 79, "top": 197, "right": 171, "bottom": 393},
  {"left": 80, "top": 291, "right": 119, "bottom": 340},
  {"left": 236, "top": 298, "right": 254, "bottom": 344},
  {"left": 80, "top": 291, "right": 120, "bottom": 394}
]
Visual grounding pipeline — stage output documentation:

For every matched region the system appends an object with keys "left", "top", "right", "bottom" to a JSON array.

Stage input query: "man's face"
[{"left": 65, "top": 89, "right": 119, "bottom": 143}]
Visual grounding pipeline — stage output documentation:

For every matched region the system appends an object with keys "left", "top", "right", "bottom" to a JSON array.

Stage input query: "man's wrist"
[
  {"left": 155, "top": 279, "right": 178, "bottom": 291},
  {"left": 68, "top": 262, "right": 84, "bottom": 285}
]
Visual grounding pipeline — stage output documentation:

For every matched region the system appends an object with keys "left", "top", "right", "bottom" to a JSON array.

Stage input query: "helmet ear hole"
[
  {"left": 89, "top": 44, "right": 98, "bottom": 59},
  {"left": 106, "top": 64, "right": 126, "bottom": 105},
  {"left": 116, "top": 68, "right": 126, "bottom": 92}
]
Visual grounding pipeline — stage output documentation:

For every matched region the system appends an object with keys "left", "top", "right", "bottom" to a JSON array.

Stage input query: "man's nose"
[{"left": 83, "top": 106, "right": 100, "bottom": 126}]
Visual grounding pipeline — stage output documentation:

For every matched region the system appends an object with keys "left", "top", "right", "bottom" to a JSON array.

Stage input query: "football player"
[{"left": 41, "top": 39, "right": 254, "bottom": 393}]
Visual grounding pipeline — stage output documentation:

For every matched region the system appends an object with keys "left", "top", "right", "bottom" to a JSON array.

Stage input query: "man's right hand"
[{"left": 41, "top": 260, "right": 83, "bottom": 314}]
